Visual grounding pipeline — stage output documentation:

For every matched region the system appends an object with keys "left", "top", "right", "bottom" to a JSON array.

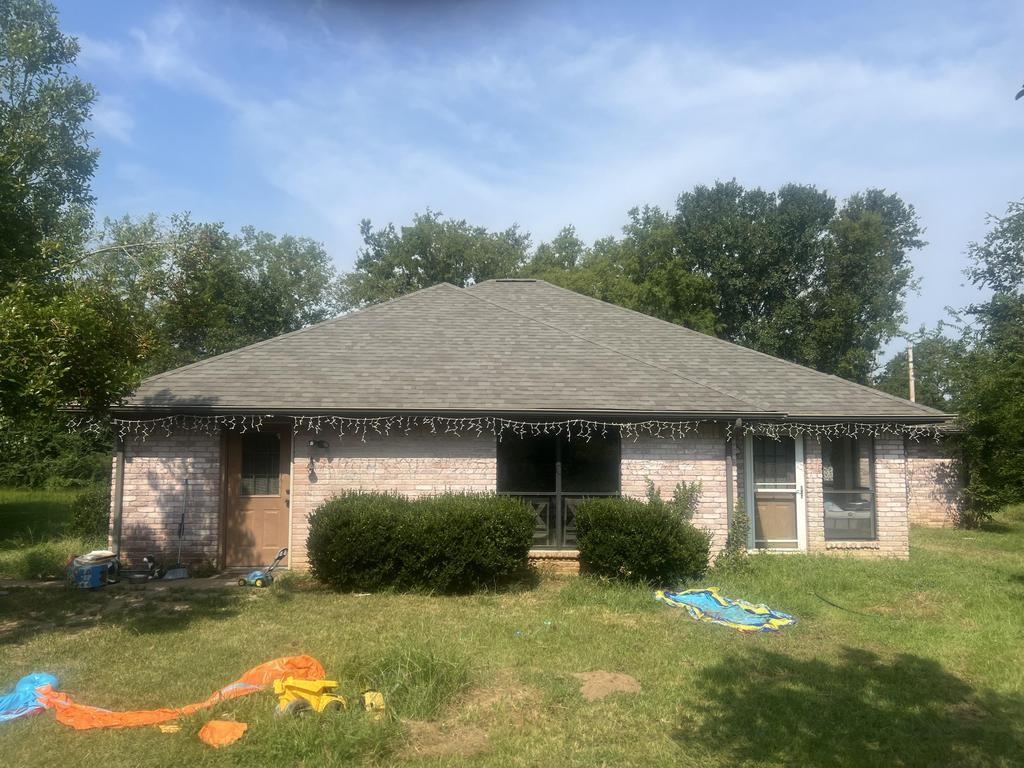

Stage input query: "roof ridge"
[
  {"left": 134, "top": 282, "right": 462, "bottom": 389},
  {"left": 459, "top": 283, "right": 769, "bottom": 414},
  {"left": 500, "top": 279, "right": 947, "bottom": 419}
]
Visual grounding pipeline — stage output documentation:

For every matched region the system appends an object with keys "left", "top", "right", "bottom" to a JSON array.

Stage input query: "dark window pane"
[
  {"left": 562, "top": 432, "right": 620, "bottom": 493},
  {"left": 753, "top": 437, "right": 795, "bottom": 485},
  {"left": 497, "top": 434, "right": 556, "bottom": 493},
  {"left": 823, "top": 437, "right": 875, "bottom": 540},
  {"left": 240, "top": 433, "right": 280, "bottom": 497}
]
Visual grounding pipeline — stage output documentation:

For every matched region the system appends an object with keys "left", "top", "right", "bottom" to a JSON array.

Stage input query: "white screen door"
[{"left": 745, "top": 435, "right": 807, "bottom": 551}]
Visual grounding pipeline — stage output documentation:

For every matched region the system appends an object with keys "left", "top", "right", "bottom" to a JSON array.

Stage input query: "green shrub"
[
  {"left": 67, "top": 484, "right": 111, "bottom": 539},
  {"left": 576, "top": 496, "right": 710, "bottom": 584},
  {"left": 306, "top": 491, "right": 535, "bottom": 592},
  {"left": 714, "top": 497, "right": 751, "bottom": 572},
  {"left": 645, "top": 478, "right": 702, "bottom": 520}
]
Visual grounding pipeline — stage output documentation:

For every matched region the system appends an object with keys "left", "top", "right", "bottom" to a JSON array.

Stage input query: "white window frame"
[{"left": 744, "top": 434, "right": 807, "bottom": 552}]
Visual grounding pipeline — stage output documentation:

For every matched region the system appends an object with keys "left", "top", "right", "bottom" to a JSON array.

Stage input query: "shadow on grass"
[
  {"left": 0, "top": 586, "right": 241, "bottom": 646},
  {"left": 676, "top": 647, "right": 1024, "bottom": 767}
]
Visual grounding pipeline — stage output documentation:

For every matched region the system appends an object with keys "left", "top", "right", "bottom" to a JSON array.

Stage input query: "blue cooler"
[{"left": 69, "top": 554, "right": 116, "bottom": 588}]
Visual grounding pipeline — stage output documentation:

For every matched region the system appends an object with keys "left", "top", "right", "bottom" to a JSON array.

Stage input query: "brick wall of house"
[
  {"left": 805, "top": 435, "right": 910, "bottom": 558},
  {"left": 905, "top": 439, "right": 962, "bottom": 527},
  {"left": 288, "top": 427, "right": 497, "bottom": 569},
  {"left": 110, "top": 432, "right": 221, "bottom": 567},
  {"left": 620, "top": 424, "right": 732, "bottom": 556},
  {"left": 109, "top": 423, "right": 937, "bottom": 572}
]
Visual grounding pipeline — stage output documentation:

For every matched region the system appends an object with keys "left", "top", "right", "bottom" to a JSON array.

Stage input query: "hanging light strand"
[{"left": 72, "top": 413, "right": 946, "bottom": 444}]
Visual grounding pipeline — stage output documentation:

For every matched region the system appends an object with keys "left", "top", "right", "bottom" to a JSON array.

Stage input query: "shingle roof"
[{"left": 118, "top": 279, "right": 946, "bottom": 422}]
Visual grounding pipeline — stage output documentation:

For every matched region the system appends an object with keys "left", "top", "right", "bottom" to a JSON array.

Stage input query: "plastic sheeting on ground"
[
  {"left": 0, "top": 673, "right": 59, "bottom": 723},
  {"left": 199, "top": 719, "right": 248, "bottom": 747},
  {"left": 655, "top": 588, "right": 796, "bottom": 633},
  {"left": 32, "top": 655, "right": 324, "bottom": 730}
]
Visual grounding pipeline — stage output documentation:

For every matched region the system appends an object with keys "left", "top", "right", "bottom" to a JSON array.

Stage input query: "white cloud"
[
  {"left": 129, "top": 8, "right": 243, "bottom": 108},
  {"left": 75, "top": 32, "right": 123, "bottom": 68},
  {"left": 90, "top": 96, "right": 135, "bottom": 144},
  {"left": 93, "top": 2, "right": 1024, "bottom": 339}
]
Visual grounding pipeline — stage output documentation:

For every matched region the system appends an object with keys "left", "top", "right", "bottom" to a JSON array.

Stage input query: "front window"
[
  {"left": 822, "top": 437, "right": 875, "bottom": 540},
  {"left": 497, "top": 430, "right": 620, "bottom": 548},
  {"left": 240, "top": 433, "right": 281, "bottom": 496}
]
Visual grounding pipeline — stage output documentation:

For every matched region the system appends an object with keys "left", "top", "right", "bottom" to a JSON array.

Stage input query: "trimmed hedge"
[
  {"left": 576, "top": 497, "right": 710, "bottom": 584},
  {"left": 306, "top": 491, "right": 535, "bottom": 592}
]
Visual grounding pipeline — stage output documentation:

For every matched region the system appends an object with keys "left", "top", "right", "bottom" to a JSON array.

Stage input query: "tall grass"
[
  {"left": 0, "top": 488, "right": 101, "bottom": 580},
  {"left": 352, "top": 645, "right": 472, "bottom": 720}
]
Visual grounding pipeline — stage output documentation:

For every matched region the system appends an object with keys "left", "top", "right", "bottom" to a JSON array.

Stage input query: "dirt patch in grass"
[
  {"left": 461, "top": 668, "right": 538, "bottom": 712},
  {"left": 573, "top": 671, "right": 641, "bottom": 701},
  {"left": 400, "top": 720, "right": 489, "bottom": 759}
]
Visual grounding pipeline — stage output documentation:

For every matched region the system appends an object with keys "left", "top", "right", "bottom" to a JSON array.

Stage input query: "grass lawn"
[
  {"left": 1, "top": 506, "right": 1022, "bottom": 767},
  {"left": 0, "top": 488, "right": 102, "bottom": 580}
]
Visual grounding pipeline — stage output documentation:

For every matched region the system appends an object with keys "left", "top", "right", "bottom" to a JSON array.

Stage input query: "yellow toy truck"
[
  {"left": 273, "top": 677, "right": 386, "bottom": 719},
  {"left": 273, "top": 677, "right": 347, "bottom": 716}
]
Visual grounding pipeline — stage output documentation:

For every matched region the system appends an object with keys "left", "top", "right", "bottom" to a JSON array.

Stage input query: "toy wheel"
[
  {"left": 277, "top": 699, "right": 312, "bottom": 717},
  {"left": 237, "top": 577, "right": 247, "bottom": 586},
  {"left": 323, "top": 699, "right": 344, "bottom": 713},
  {"left": 254, "top": 577, "right": 266, "bottom": 588}
]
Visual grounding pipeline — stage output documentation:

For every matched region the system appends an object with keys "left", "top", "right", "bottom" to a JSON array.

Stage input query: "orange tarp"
[
  {"left": 199, "top": 719, "right": 248, "bottom": 747},
  {"left": 36, "top": 655, "right": 324, "bottom": 730}
]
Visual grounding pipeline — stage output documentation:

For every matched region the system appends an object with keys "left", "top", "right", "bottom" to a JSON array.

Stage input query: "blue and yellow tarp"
[{"left": 655, "top": 588, "right": 796, "bottom": 633}]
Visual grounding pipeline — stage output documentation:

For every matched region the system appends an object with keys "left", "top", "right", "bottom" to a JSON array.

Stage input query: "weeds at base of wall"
[{"left": 713, "top": 498, "right": 751, "bottom": 574}]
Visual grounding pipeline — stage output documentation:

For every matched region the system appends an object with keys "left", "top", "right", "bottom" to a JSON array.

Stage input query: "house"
[{"left": 106, "top": 279, "right": 961, "bottom": 573}]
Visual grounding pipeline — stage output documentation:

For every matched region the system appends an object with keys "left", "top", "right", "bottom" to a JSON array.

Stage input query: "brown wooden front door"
[{"left": 225, "top": 426, "right": 290, "bottom": 567}]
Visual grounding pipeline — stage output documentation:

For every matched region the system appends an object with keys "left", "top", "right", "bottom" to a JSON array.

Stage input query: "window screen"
[
  {"left": 562, "top": 436, "right": 620, "bottom": 493},
  {"left": 240, "top": 433, "right": 281, "bottom": 496},
  {"left": 496, "top": 434, "right": 557, "bottom": 493},
  {"left": 822, "top": 436, "right": 875, "bottom": 540},
  {"left": 753, "top": 437, "right": 796, "bottom": 485}
]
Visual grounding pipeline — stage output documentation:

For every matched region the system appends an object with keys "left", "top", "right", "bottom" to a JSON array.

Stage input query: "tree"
[
  {"left": 83, "top": 214, "right": 345, "bottom": 373},
  {"left": 0, "top": 0, "right": 143, "bottom": 422},
  {"left": 0, "top": 0, "right": 98, "bottom": 282},
  {"left": 806, "top": 190, "right": 923, "bottom": 380},
  {"left": 525, "top": 209, "right": 718, "bottom": 334},
  {"left": 874, "top": 328, "right": 967, "bottom": 411},
  {"left": 340, "top": 210, "right": 530, "bottom": 308},
  {"left": 672, "top": 182, "right": 924, "bottom": 381},
  {"left": 0, "top": 282, "right": 146, "bottom": 419},
  {"left": 527, "top": 225, "right": 585, "bottom": 272},
  {"left": 528, "top": 235, "right": 644, "bottom": 311},
  {"left": 954, "top": 201, "right": 1024, "bottom": 522}
]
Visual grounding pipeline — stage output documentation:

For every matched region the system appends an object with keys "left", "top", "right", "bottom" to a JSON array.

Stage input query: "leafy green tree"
[
  {"left": 528, "top": 225, "right": 586, "bottom": 272},
  {"left": 0, "top": 282, "right": 146, "bottom": 418},
  {"left": 83, "top": 214, "right": 344, "bottom": 373},
  {"left": 0, "top": 0, "right": 143, "bottom": 425},
  {"left": 617, "top": 205, "right": 719, "bottom": 333},
  {"left": 529, "top": 236, "right": 643, "bottom": 310},
  {"left": 807, "top": 190, "right": 923, "bottom": 379},
  {"left": 526, "top": 210, "right": 718, "bottom": 334},
  {"left": 955, "top": 201, "right": 1024, "bottom": 522},
  {"left": 340, "top": 210, "right": 530, "bottom": 308},
  {"left": 671, "top": 182, "right": 923, "bottom": 381},
  {"left": 0, "top": 0, "right": 98, "bottom": 282},
  {"left": 874, "top": 328, "right": 967, "bottom": 411}
]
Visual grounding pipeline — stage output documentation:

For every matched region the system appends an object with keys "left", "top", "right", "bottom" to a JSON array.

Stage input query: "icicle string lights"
[
  {"left": 739, "top": 421, "right": 943, "bottom": 443},
  {"left": 73, "top": 413, "right": 946, "bottom": 444}
]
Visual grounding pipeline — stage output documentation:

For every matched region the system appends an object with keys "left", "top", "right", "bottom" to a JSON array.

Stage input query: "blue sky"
[{"left": 59, "top": 1, "right": 1023, "bottom": 356}]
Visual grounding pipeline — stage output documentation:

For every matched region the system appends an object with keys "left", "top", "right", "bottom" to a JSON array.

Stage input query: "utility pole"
[{"left": 907, "top": 344, "right": 916, "bottom": 403}]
